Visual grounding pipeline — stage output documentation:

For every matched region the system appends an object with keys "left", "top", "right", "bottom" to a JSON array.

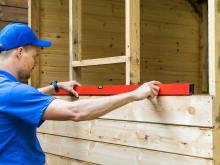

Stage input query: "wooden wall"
[
  {"left": 72, "top": 0, "right": 206, "bottom": 94},
  {"left": 0, "top": 0, "right": 28, "bottom": 29},
  {"left": 78, "top": 0, "right": 125, "bottom": 85},
  {"left": 38, "top": 0, "right": 69, "bottom": 87},
  {"left": 140, "top": 0, "right": 202, "bottom": 93},
  {"left": 38, "top": 95, "right": 214, "bottom": 165}
]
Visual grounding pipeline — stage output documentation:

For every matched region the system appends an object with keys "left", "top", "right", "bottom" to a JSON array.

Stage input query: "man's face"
[{"left": 17, "top": 46, "right": 39, "bottom": 81}]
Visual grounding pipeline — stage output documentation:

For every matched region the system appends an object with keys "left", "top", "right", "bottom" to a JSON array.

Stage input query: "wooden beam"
[
  {"left": 71, "top": 0, "right": 82, "bottom": 82},
  {"left": 200, "top": 2, "right": 208, "bottom": 93},
  {"left": 69, "top": 0, "right": 73, "bottom": 80},
  {"left": 39, "top": 119, "right": 213, "bottom": 158},
  {"left": 28, "top": 0, "right": 40, "bottom": 88},
  {"left": 54, "top": 95, "right": 213, "bottom": 127},
  {"left": 38, "top": 133, "right": 213, "bottom": 165},
  {"left": 125, "top": 0, "right": 140, "bottom": 85},
  {"left": 213, "top": 0, "right": 220, "bottom": 165},
  {"left": 125, "top": 0, "right": 131, "bottom": 85},
  {"left": 208, "top": 0, "right": 216, "bottom": 96},
  {"left": 72, "top": 56, "right": 126, "bottom": 67}
]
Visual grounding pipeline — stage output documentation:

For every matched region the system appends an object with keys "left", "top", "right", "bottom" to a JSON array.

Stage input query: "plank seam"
[{"left": 45, "top": 152, "right": 99, "bottom": 165}]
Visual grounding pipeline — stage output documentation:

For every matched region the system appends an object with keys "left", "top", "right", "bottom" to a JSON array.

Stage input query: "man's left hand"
[{"left": 58, "top": 81, "right": 81, "bottom": 97}]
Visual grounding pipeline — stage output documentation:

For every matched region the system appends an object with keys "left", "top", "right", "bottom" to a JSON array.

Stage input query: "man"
[{"left": 0, "top": 23, "right": 160, "bottom": 165}]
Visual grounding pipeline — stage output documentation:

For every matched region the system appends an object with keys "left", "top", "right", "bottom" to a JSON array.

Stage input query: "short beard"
[{"left": 17, "top": 69, "right": 31, "bottom": 83}]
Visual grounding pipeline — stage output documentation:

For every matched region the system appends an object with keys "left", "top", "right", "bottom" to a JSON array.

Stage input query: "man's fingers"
[
  {"left": 149, "top": 85, "right": 160, "bottom": 97},
  {"left": 152, "top": 88, "right": 159, "bottom": 96},
  {"left": 150, "top": 84, "right": 160, "bottom": 92},
  {"left": 66, "top": 87, "right": 79, "bottom": 97},
  {"left": 71, "top": 90, "right": 79, "bottom": 97},
  {"left": 148, "top": 91, "right": 155, "bottom": 99}
]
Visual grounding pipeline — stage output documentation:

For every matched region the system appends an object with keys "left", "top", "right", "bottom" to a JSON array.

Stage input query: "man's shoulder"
[
  {"left": 9, "top": 83, "right": 41, "bottom": 99},
  {"left": 0, "top": 81, "right": 39, "bottom": 102}
]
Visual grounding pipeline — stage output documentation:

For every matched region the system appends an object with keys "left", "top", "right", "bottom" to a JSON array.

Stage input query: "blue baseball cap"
[{"left": 0, "top": 23, "right": 52, "bottom": 51}]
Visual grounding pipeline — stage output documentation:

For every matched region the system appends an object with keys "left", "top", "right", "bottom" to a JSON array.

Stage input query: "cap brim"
[{"left": 32, "top": 39, "right": 52, "bottom": 47}]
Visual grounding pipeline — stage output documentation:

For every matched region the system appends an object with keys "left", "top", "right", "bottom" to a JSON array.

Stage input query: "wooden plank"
[
  {"left": 40, "top": 32, "right": 69, "bottom": 42},
  {"left": 45, "top": 153, "right": 95, "bottom": 165},
  {"left": 54, "top": 95, "right": 213, "bottom": 127},
  {"left": 0, "top": 6, "right": 27, "bottom": 23},
  {"left": 40, "top": 48, "right": 69, "bottom": 55},
  {"left": 28, "top": 0, "right": 40, "bottom": 88},
  {"left": 100, "top": 96, "right": 213, "bottom": 127},
  {"left": 72, "top": 56, "right": 126, "bottom": 67},
  {"left": 40, "top": 66, "right": 69, "bottom": 86},
  {"left": 40, "top": 19, "right": 68, "bottom": 33},
  {"left": 39, "top": 119, "right": 213, "bottom": 158},
  {"left": 141, "top": 44, "right": 199, "bottom": 55},
  {"left": 0, "top": 0, "right": 28, "bottom": 8},
  {"left": 38, "top": 133, "right": 213, "bottom": 165},
  {"left": 41, "top": 54, "right": 69, "bottom": 67},
  {"left": 41, "top": 0, "right": 69, "bottom": 12}
]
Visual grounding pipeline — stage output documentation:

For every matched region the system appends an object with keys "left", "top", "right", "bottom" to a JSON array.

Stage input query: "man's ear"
[{"left": 15, "top": 47, "right": 23, "bottom": 60}]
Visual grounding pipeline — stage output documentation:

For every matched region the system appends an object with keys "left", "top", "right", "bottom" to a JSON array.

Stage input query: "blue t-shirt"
[{"left": 0, "top": 70, "right": 55, "bottom": 165}]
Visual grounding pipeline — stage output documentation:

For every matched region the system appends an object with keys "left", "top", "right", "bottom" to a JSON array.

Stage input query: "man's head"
[
  {"left": 0, "top": 45, "right": 39, "bottom": 81},
  {"left": 0, "top": 23, "right": 52, "bottom": 81}
]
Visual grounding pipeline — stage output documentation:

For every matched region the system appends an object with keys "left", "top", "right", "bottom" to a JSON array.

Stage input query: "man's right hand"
[{"left": 131, "top": 81, "right": 160, "bottom": 101}]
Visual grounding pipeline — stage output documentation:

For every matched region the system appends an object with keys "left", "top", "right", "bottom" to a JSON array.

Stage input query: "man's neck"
[{"left": 0, "top": 63, "right": 19, "bottom": 80}]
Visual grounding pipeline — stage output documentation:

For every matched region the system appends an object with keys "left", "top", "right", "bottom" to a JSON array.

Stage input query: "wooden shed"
[{"left": 28, "top": 0, "right": 220, "bottom": 164}]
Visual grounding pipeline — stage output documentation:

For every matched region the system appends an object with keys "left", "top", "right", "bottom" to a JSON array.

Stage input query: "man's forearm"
[
  {"left": 70, "top": 91, "right": 135, "bottom": 121},
  {"left": 38, "top": 85, "right": 54, "bottom": 94}
]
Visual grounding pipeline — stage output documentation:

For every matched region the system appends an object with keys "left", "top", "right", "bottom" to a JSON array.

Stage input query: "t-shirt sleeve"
[{"left": 5, "top": 83, "right": 55, "bottom": 127}]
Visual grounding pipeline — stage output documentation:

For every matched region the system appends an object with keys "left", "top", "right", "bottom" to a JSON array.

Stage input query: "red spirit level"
[{"left": 52, "top": 83, "right": 194, "bottom": 96}]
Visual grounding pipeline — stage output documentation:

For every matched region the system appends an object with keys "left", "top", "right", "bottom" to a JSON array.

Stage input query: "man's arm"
[
  {"left": 38, "top": 85, "right": 54, "bottom": 94},
  {"left": 38, "top": 81, "right": 80, "bottom": 96},
  {"left": 42, "top": 82, "right": 160, "bottom": 121}
]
